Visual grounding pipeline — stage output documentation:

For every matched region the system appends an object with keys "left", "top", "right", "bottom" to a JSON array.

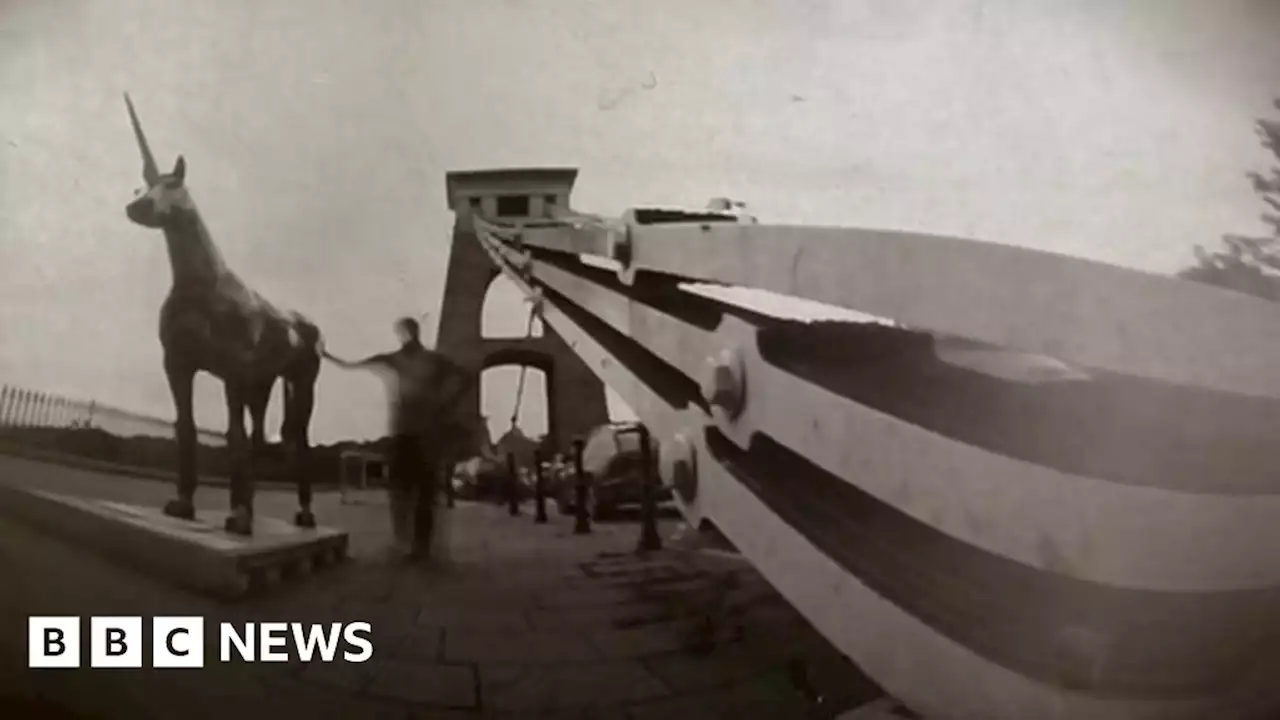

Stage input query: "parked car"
[{"left": 553, "top": 423, "right": 671, "bottom": 519}]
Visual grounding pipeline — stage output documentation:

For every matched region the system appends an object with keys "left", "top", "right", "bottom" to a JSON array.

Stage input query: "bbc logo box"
[
  {"left": 30, "top": 616, "right": 205, "bottom": 669},
  {"left": 29, "top": 616, "right": 372, "bottom": 668}
]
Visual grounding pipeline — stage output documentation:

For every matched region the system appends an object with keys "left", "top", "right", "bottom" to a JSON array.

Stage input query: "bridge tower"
[{"left": 437, "top": 168, "right": 610, "bottom": 453}]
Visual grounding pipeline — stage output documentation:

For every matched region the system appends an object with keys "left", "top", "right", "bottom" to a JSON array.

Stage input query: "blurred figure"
[{"left": 324, "top": 317, "right": 474, "bottom": 559}]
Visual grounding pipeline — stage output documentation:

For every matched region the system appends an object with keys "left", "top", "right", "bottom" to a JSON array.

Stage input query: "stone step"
[{"left": 0, "top": 482, "right": 348, "bottom": 600}]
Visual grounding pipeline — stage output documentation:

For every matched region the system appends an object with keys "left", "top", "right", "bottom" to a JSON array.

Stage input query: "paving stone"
[
  {"left": 737, "top": 598, "right": 810, "bottom": 627},
  {"left": 336, "top": 580, "right": 402, "bottom": 604},
  {"left": 418, "top": 603, "right": 533, "bottom": 630},
  {"left": 640, "top": 648, "right": 774, "bottom": 693},
  {"left": 298, "top": 655, "right": 381, "bottom": 692},
  {"left": 537, "top": 584, "right": 638, "bottom": 609},
  {"left": 489, "top": 707, "right": 630, "bottom": 720},
  {"left": 444, "top": 628, "right": 600, "bottom": 663},
  {"left": 483, "top": 661, "right": 667, "bottom": 712},
  {"left": 338, "top": 599, "right": 424, "bottom": 632},
  {"left": 524, "top": 600, "right": 657, "bottom": 630},
  {"left": 476, "top": 662, "right": 530, "bottom": 696},
  {"left": 255, "top": 673, "right": 367, "bottom": 719},
  {"left": 625, "top": 673, "right": 813, "bottom": 720},
  {"left": 387, "top": 624, "right": 444, "bottom": 662},
  {"left": 342, "top": 696, "right": 481, "bottom": 719},
  {"left": 583, "top": 564, "right": 690, "bottom": 582},
  {"left": 589, "top": 622, "right": 696, "bottom": 659},
  {"left": 367, "top": 657, "right": 478, "bottom": 708}
]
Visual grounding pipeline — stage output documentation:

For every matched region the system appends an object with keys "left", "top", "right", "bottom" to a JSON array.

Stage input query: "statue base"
[{"left": 0, "top": 482, "right": 348, "bottom": 599}]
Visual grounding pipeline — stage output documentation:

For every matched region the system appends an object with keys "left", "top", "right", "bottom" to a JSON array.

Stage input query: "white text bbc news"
[{"left": 28, "top": 617, "right": 373, "bottom": 668}]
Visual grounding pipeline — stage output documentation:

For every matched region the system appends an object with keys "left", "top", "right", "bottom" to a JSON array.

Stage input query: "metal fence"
[{"left": 0, "top": 384, "right": 225, "bottom": 447}]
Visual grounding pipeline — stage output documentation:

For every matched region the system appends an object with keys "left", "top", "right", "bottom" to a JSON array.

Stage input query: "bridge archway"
[
  {"left": 480, "top": 355, "right": 549, "bottom": 444},
  {"left": 436, "top": 168, "right": 609, "bottom": 455},
  {"left": 481, "top": 273, "right": 544, "bottom": 339}
]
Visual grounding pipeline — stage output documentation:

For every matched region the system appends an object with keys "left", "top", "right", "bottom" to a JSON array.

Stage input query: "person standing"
[{"left": 324, "top": 317, "right": 473, "bottom": 559}]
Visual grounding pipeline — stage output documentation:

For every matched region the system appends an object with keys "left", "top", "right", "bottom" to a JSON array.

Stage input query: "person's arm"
[{"left": 323, "top": 349, "right": 393, "bottom": 371}]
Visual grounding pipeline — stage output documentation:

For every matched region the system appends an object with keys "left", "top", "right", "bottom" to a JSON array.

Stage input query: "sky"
[{"left": 1, "top": 0, "right": 1277, "bottom": 445}]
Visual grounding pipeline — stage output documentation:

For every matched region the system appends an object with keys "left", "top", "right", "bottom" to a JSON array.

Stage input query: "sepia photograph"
[{"left": 1, "top": 1, "right": 1279, "bottom": 718}]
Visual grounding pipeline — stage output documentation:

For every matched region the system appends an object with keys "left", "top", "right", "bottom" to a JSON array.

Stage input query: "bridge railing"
[
  {"left": 465, "top": 202, "right": 1280, "bottom": 720},
  {"left": 0, "top": 383, "right": 226, "bottom": 447}
]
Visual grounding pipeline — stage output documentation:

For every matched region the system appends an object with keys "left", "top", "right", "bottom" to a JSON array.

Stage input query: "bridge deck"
[{"left": 0, "top": 453, "right": 887, "bottom": 718}]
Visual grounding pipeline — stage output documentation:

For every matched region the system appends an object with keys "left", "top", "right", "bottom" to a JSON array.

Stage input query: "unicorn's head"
[{"left": 123, "top": 94, "right": 193, "bottom": 229}]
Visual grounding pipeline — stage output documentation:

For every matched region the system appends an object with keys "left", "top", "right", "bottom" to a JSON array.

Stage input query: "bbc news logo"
[{"left": 29, "top": 617, "right": 373, "bottom": 668}]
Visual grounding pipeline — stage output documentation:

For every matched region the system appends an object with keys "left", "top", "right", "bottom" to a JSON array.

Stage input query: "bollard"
[
  {"left": 506, "top": 453, "right": 519, "bottom": 516},
  {"left": 572, "top": 437, "right": 591, "bottom": 534},
  {"left": 633, "top": 424, "right": 662, "bottom": 552},
  {"left": 533, "top": 448, "right": 549, "bottom": 524},
  {"left": 444, "top": 460, "right": 456, "bottom": 509}
]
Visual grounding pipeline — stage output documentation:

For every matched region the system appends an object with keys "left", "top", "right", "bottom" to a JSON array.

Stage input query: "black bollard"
[
  {"left": 444, "top": 460, "right": 456, "bottom": 509},
  {"left": 572, "top": 438, "right": 591, "bottom": 535},
  {"left": 634, "top": 424, "right": 662, "bottom": 552},
  {"left": 533, "top": 449, "right": 548, "bottom": 524},
  {"left": 506, "top": 453, "right": 519, "bottom": 516}
]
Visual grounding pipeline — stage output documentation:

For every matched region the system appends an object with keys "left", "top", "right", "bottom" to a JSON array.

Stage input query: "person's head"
[{"left": 394, "top": 317, "right": 420, "bottom": 345}]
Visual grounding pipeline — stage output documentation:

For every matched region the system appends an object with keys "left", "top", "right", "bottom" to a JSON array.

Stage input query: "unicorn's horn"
[{"left": 123, "top": 93, "right": 159, "bottom": 185}]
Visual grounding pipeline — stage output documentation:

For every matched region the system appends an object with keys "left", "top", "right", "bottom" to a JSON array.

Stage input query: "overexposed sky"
[{"left": 1, "top": 0, "right": 1277, "bottom": 444}]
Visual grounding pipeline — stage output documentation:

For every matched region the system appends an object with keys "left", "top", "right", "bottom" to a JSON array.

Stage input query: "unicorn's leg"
[
  {"left": 163, "top": 359, "right": 198, "bottom": 520},
  {"left": 247, "top": 377, "right": 274, "bottom": 457},
  {"left": 223, "top": 381, "right": 253, "bottom": 535},
  {"left": 287, "top": 371, "right": 318, "bottom": 528}
]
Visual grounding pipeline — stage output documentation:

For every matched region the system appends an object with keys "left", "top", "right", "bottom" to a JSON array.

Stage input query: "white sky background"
[{"left": 1, "top": 0, "right": 1277, "bottom": 444}]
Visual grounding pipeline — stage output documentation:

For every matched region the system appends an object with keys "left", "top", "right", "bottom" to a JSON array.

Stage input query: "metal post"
[
  {"left": 572, "top": 437, "right": 591, "bottom": 534},
  {"left": 0, "top": 385, "right": 9, "bottom": 427},
  {"left": 633, "top": 424, "right": 662, "bottom": 552},
  {"left": 533, "top": 448, "right": 549, "bottom": 524},
  {"left": 338, "top": 452, "right": 350, "bottom": 505},
  {"left": 506, "top": 452, "right": 519, "bottom": 516},
  {"left": 444, "top": 459, "right": 456, "bottom": 509}
]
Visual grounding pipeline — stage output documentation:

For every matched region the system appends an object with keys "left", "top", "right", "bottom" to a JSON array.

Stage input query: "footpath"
[{"left": 0, "top": 454, "right": 884, "bottom": 719}]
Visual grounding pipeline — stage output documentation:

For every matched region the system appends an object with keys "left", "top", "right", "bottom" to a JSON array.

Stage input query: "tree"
[{"left": 1178, "top": 98, "right": 1280, "bottom": 301}]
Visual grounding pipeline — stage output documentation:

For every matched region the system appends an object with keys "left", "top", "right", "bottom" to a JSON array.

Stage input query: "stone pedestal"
[{"left": 0, "top": 482, "right": 348, "bottom": 599}]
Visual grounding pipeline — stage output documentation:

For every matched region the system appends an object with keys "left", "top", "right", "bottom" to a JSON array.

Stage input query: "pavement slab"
[
  {"left": 367, "top": 657, "right": 478, "bottom": 708},
  {"left": 479, "top": 660, "right": 668, "bottom": 713}
]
